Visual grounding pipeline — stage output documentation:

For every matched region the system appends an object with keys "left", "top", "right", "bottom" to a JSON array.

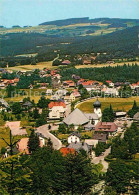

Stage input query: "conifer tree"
[{"left": 28, "top": 129, "right": 40, "bottom": 154}]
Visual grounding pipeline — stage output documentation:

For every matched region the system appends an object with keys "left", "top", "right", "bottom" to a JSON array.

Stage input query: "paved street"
[
  {"left": 92, "top": 147, "right": 111, "bottom": 172},
  {"left": 36, "top": 124, "right": 62, "bottom": 150}
]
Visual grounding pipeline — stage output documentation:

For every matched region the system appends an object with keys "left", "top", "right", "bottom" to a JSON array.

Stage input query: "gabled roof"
[
  {"left": 84, "top": 123, "right": 95, "bottom": 128},
  {"left": 92, "top": 133, "right": 107, "bottom": 142},
  {"left": 60, "top": 147, "right": 75, "bottom": 156},
  {"left": 63, "top": 108, "right": 89, "bottom": 125},
  {"left": 133, "top": 112, "right": 139, "bottom": 121},
  {"left": 68, "top": 132, "right": 81, "bottom": 138},
  {"left": 0, "top": 99, "right": 9, "bottom": 108},
  {"left": 48, "top": 101, "right": 66, "bottom": 109},
  {"left": 84, "top": 113, "right": 99, "bottom": 120},
  {"left": 22, "top": 101, "right": 33, "bottom": 107},
  {"left": 95, "top": 122, "right": 117, "bottom": 132},
  {"left": 68, "top": 142, "right": 90, "bottom": 153},
  {"left": 62, "top": 60, "right": 71, "bottom": 65}
]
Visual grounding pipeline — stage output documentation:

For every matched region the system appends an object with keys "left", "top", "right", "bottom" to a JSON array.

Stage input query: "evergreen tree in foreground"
[{"left": 28, "top": 129, "right": 40, "bottom": 154}]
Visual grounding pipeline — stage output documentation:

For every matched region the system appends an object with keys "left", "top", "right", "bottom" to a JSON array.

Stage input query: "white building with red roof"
[{"left": 48, "top": 101, "right": 67, "bottom": 119}]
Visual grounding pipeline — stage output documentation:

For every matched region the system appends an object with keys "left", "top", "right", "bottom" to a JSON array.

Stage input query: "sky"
[{"left": 0, "top": 0, "right": 139, "bottom": 27}]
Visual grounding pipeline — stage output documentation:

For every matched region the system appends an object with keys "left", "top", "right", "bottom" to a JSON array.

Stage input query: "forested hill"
[
  {"left": 39, "top": 17, "right": 90, "bottom": 26},
  {"left": 39, "top": 17, "right": 139, "bottom": 27},
  {"left": 0, "top": 26, "right": 138, "bottom": 59},
  {"left": 62, "top": 26, "right": 138, "bottom": 57}
]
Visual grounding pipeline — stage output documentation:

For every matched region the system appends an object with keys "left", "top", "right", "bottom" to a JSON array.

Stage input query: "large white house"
[
  {"left": 48, "top": 101, "right": 67, "bottom": 119},
  {"left": 68, "top": 132, "right": 81, "bottom": 144}
]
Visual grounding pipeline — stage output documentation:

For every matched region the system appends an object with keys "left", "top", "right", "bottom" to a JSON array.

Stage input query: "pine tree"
[
  {"left": 28, "top": 130, "right": 40, "bottom": 154},
  {"left": 64, "top": 153, "right": 94, "bottom": 195},
  {"left": 0, "top": 154, "right": 32, "bottom": 194},
  {"left": 47, "top": 138, "right": 53, "bottom": 151},
  {"left": 33, "top": 108, "right": 40, "bottom": 119},
  {"left": 128, "top": 100, "right": 139, "bottom": 118}
]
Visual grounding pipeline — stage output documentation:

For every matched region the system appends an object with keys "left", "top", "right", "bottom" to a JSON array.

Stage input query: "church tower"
[{"left": 93, "top": 99, "right": 102, "bottom": 120}]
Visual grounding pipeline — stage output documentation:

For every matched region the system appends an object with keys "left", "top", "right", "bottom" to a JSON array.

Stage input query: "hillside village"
[
  {"left": 0, "top": 63, "right": 139, "bottom": 193},
  {"left": 0, "top": 5, "right": 139, "bottom": 193},
  {"left": 0, "top": 66, "right": 139, "bottom": 156}
]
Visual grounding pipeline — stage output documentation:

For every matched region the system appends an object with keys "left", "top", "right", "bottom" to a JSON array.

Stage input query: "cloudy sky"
[{"left": 0, "top": 0, "right": 139, "bottom": 27}]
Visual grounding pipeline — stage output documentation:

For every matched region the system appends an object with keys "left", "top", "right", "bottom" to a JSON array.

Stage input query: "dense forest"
[
  {"left": 0, "top": 26, "right": 138, "bottom": 66},
  {"left": 60, "top": 64, "right": 139, "bottom": 83}
]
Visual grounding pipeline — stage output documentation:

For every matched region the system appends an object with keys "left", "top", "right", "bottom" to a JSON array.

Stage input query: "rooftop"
[
  {"left": 63, "top": 108, "right": 89, "bottom": 125},
  {"left": 48, "top": 101, "right": 66, "bottom": 109}
]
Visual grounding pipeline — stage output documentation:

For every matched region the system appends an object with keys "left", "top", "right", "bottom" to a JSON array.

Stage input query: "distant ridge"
[
  {"left": 39, "top": 17, "right": 90, "bottom": 26},
  {"left": 39, "top": 17, "right": 139, "bottom": 26}
]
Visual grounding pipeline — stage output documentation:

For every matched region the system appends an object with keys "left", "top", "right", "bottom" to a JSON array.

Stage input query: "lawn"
[
  {"left": 75, "top": 61, "right": 139, "bottom": 69},
  {"left": 5, "top": 89, "right": 51, "bottom": 103},
  {"left": 6, "top": 61, "right": 57, "bottom": 71},
  {"left": 0, "top": 126, "right": 28, "bottom": 150},
  {"left": 77, "top": 97, "right": 139, "bottom": 113}
]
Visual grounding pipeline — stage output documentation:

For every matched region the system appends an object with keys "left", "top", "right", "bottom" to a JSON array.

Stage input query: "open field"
[
  {"left": 5, "top": 95, "right": 51, "bottom": 104},
  {"left": 75, "top": 61, "right": 139, "bottom": 69},
  {"left": 6, "top": 60, "right": 139, "bottom": 72},
  {"left": 6, "top": 61, "right": 57, "bottom": 71},
  {"left": 77, "top": 97, "right": 139, "bottom": 113},
  {"left": 0, "top": 89, "right": 51, "bottom": 103}
]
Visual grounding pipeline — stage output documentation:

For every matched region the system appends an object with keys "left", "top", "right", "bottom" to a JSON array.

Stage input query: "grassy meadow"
[
  {"left": 77, "top": 97, "right": 139, "bottom": 113},
  {"left": 75, "top": 61, "right": 139, "bottom": 69},
  {"left": 6, "top": 61, "right": 57, "bottom": 71}
]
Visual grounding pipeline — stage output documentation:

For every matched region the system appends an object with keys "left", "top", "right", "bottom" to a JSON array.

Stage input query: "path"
[{"left": 92, "top": 147, "right": 111, "bottom": 172}]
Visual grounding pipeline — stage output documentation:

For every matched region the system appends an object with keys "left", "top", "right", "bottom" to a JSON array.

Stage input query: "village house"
[
  {"left": 55, "top": 88, "right": 68, "bottom": 96},
  {"left": 77, "top": 78, "right": 85, "bottom": 86},
  {"left": 0, "top": 83, "right": 6, "bottom": 89},
  {"left": 46, "top": 89, "right": 53, "bottom": 96},
  {"left": 72, "top": 74, "right": 80, "bottom": 80},
  {"left": 106, "top": 80, "right": 114, "bottom": 87},
  {"left": 5, "top": 121, "right": 27, "bottom": 136},
  {"left": 104, "top": 88, "right": 119, "bottom": 97},
  {"left": 133, "top": 112, "right": 139, "bottom": 123},
  {"left": 82, "top": 81, "right": 103, "bottom": 92},
  {"left": 68, "top": 132, "right": 81, "bottom": 144},
  {"left": 83, "top": 60, "right": 91, "bottom": 65},
  {"left": 95, "top": 122, "right": 118, "bottom": 137},
  {"left": 63, "top": 108, "right": 89, "bottom": 129},
  {"left": 0, "top": 99, "right": 9, "bottom": 111},
  {"left": 85, "top": 133, "right": 107, "bottom": 148},
  {"left": 63, "top": 100, "right": 101, "bottom": 130},
  {"left": 62, "top": 60, "right": 71, "bottom": 65},
  {"left": 130, "top": 82, "right": 139, "bottom": 90},
  {"left": 70, "top": 91, "right": 81, "bottom": 102},
  {"left": 63, "top": 80, "right": 76, "bottom": 88},
  {"left": 51, "top": 77, "right": 61, "bottom": 88},
  {"left": 22, "top": 101, "right": 33, "bottom": 110},
  {"left": 115, "top": 111, "right": 127, "bottom": 118},
  {"left": 51, "top": 94, "right": 62, "bottom": 101},
  {"left": 60, "top": 147, "right": 75, "bottom": 156},
  {"left": 106, "top": 61, "right": 115, "bottom": 64},
  {"left": 48, "top": 101, "right": 67, "bottom": 119},
  {"left": 68, "top": 142, "right": 90, "bottom": 153}
]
